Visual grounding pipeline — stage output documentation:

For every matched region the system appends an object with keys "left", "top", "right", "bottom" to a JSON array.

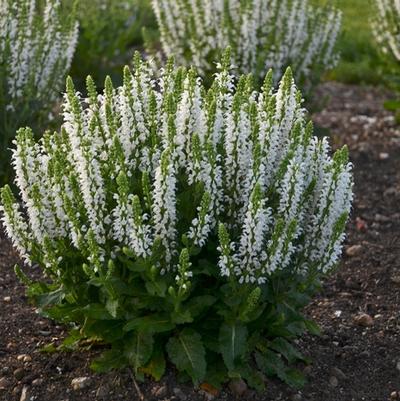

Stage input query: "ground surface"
[{"left": 0, "top": 82, "right": 399, "bottom": 401}]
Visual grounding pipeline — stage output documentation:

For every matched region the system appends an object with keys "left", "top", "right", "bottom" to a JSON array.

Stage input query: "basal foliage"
[
  {"left": 150, "top": 0, "right": 342, "bottom": 88},
  {"left": 0, "top": 53, "right": 353, "bottom": 389},
  {"left": 0, "top": 0, "right": 78, "bottom": 182},
  {"left": 372, "top": 0, "right": 400, "bottom": 61}
]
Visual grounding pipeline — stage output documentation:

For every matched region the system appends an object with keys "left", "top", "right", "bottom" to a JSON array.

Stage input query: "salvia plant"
[
  {"left": 0, "top": 52, "right": 353, "bottom": 389},
  {"left": 150, "top": 0, "right": 342, "bottom": 88},
  {"left": 372, "top": 0, "right": 400, "bottom": 61},
  {"left": 0, "top": 0, "right": 79, "bottom": 182}
]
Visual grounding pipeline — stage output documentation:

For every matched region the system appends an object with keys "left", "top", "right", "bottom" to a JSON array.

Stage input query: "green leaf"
[
  {"left": 255, "top": 350, "right": 285, "bottom": 377},
  {"left": 239, "top": 365, "right": 266, "bottom": 392},
  {"left": 82, "top": 303, "right": 113, "bottom": 320},
  {"left": 91, "top": 348, "right": 127, "bottom": 373},
  {"left": 118, "top": 255, "right": 147, "bottom": 273},
  {"left": 124, "top": 331, "right": 154, "bottom": 373},
  {"left": 40, "top": 343, "right": 57, "bottom": 353},
  {"left": 27, "top": 281, "right": 51, "bottom": 298},
  {"left": 219, "top": 323, "right": 248, "bottom": 372},
  {"left": 185, "top": 295, "right": 216, "bottom": 318},
  {"left": 282, "top": 368, "right": 307, "bottom": 388},
  {"left": 170, "top": 309, "right": 193, "bottom": 324},
  {"left": 60, "top": 328, "right": 83, "bottom": 350},
  {"left": 166, "top": 328, "right": 206, "bottom": 384},
  {"left": 35, "top": 287, "right": 65, "bottom": 307},
  {"left": 123, "top": 314, "right": 175, "bottom": 333},
  {"left": 85, "top": 320, "right": 125, "bottom": 343},
  {"left": 287, "top": 321, "right": 306, "bottom": 336},
  {"left": 145, "top": 280, "right": 167, "bottom": 297},
  {"left": 204, "top": 358, "right": 227, "bottom": 389},
  {"left": 14, "top": 264, "right": 33, "bottom": 286},
  {"left": 42, "top": 304, "right": 81, "bottom": 322},
  {"left": 269, "top": 338, "right": 305, "bottom": 364},
  {"left": 304, "top": 319, "right": 321, "bottom": 336},
  {"left": 139, "top": 345, "right": 166, "bottom": 381}
]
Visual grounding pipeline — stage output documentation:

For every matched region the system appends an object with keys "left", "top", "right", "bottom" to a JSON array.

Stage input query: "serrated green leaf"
[
  {"left": 304, "top": 319, "right": 321, "bottom": 336},
  {"left": 204, "top": 358, "right": 227, "bottom": 389},
  {"left": 166, "top": 328, "right": 206, "bottom": 384},
  {"left": 91, "top": 348, "right": 127, "bottom": 373},
  {"left": 42, "top": 304, "right": 81, "bottom": 322},
  {"left": 239, "top": 365, "right": 265, "bottom": 392},
  {"left": 82, "top": 303, "right": 113, "bottom": 320},
  {"left": 170, "top": 309, "right": 193, "bottom": 324},
  {"left": 145, "top": 280, "right": 167, "bottom": 297},
  {"left": 118, "top": 255, "right": 147, "bottom": 273},
  {"left": 35, "top": 287, "right": 65, "bottom": 307},
  {"left": 269, "top": 338, "right": 305, "bottom": 364},
  {"left": 282, "top": 368, "right": 307, "bottom": 388},
  {"left": 255, "top": 350, "right": 285, "bottom": 377},
  {"left": 60, "top": 328, "right": 83, "bottom": 350},
  {"left": 123, "top": 314, "right": 175, "bottom": 333},
  {"left": 139, "top": 345, "right": 166, "bottom": 381},
  {"left": 124, "top": 331, "right": 154, "bottom": 373},
  {"left": 185, "top": 295, "right": 216, "bottom": 318},
  {"left": 85, "top": 320, "right": 125, "bottom": 343},
  {"left": 219, "top": 323, "right": 248, "bottom": 372}
]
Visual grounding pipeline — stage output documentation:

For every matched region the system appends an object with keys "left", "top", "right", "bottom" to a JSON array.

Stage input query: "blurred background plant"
[
  {"left": 148, "top": 0, "right": 342, "bottom": 92},
  {"left": 0, "top": 0, "right": 78, "bottom": 185},
  {"left": 368, "top": 0, "right": 400, "bottom": 118},
  {"left": 316, "top": 0, "right": 398, "bottom": 87},
  {"left": 67, "top": 0, "right": 156, "bottom": 89}
]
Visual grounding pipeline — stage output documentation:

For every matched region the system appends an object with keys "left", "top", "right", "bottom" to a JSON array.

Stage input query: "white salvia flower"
[
  {"left": 236, "top": 184, "right": 272, "bottom": 285},
  {"left": 0, "top": 192, "right": 32, "bottom": 263},
  {"left": 152, "top": 148, "right": 178, "bottom": 267},
  {"left": 1, "top": 57, "right": 352, "bottom": 287}
]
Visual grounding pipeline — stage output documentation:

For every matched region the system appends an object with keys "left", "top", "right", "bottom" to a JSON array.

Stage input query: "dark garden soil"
[{"left": 0, "top": 82, "right": 400, "bottom": 401}]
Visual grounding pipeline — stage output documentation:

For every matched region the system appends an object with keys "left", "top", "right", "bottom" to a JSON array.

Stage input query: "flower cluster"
[
  {"left": 150, "top": 0, "right": 342, "bottom": 87},
  {"left": 372, "top": 0, "right": 400, "bottom": 61},
  {"left": 1, "top": 54, "right": 352, "bottom": 283},
  {"left": 0, "top": 54, "right": 353, "bottom": 387},
  {"left": 0, "top": 0, "right": 78, "bottom": 181}
]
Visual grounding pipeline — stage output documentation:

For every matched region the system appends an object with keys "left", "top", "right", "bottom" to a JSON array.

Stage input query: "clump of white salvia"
[
  {"left": 150, "top": 0, "right": 342, "bottom": 86},
  {"left": 0, "top": 0, "right": 78, "bottom": 180},
  {"left": 372, "top": 0, "right": 400, "bottom": 61},
  {"left": 0, "top": 52, "right": 353, "bottom": 286}
]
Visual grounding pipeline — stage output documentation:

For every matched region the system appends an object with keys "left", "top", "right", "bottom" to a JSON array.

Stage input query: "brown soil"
[{"left": 0, "top": 82, "right": 399, "bottom": 401}]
